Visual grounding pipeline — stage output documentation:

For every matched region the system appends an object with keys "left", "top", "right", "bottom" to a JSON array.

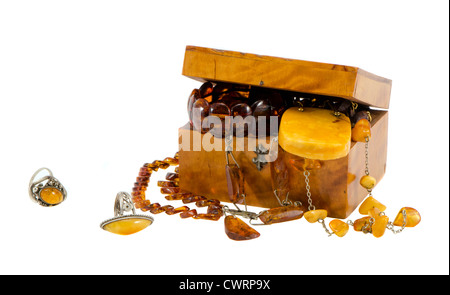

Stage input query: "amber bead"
[
  {"left": 230, "top": 103, "right": 252, "bottom": 137},
  {"left": 258, "top": 205, "right": 306, "bottom": 225},
  {"left": 199, "top": 81, "right": 214, "bottom": 101},
  {"left": 207, "top": 204, "right": 223, "bottom": 215},
  {"left": 360, "top": 175, "right": 376, "bottom": 190},
  {"left": 329, "top": 219, "right": 349, "bottom": 237},
  {"left": 165, "top": 172, "right": 179, "bottom": 181},
  {"left": 352, "top": 118, "right": 371, "bottom": 142},
  {"left": 165, "top": 206, "right": 190, "bottom": 215},
  {"left": 289, "top": 158, "right": 322, "bottom": 171},
  {"left": 359, "top": 196, "right": 386, "bottom": 215},
  {"left": 163, "top": 157, "right": 178, "bottom": 166},
  {"left": 393, "top": 207, "right": 421, "bottom": 227},
  {"left": 372, "top": 215, "right": 389, "bottom": 238},
  {"left": 192, "top": 98, "right": 210, "bottom": 134},
  {"left": 193, "top": 213, "right": 221, "bottom": 221},
  {"left": 209, "top": 102, "right": 231, "bottom": 137},
  {"left": 224, "top": 215, "right": 260, "bottom": 241},
  {"left": 180, "top": 209, "right": 198, "bottom": 219},
  {"left": 195, "top": 199, "right": 220, "bottom": 207},
  {"left": 187, "top": 89, "right": 200, "bottom": 124},
  {"left": 157, "top": 181, "right": 177, "bottom": 188},
  {"left": 304, "top": 209, "right": 327, "bottom": 223},
  {"left": 225, "top": 164, "right": 245, "bottom": 204},
  {"left": 143, "top": 203, "right": 161, "bottom": 212},
  {"left": 165, "top": 192, "right": 192, "bottom": 201},
  {"left": 182, "top": 195, "right": 207, "bottom": 204},
  {"left": 161, "top": 187, "right": 181, "bottom": 194},
  {"left": 270, "top": 147, "right": 289, "bottom": 199},
  {"left": 174, "top": 167, "right": 179, "bottom": 173},
  {"left": 353, "top": 216, "right": 372, "bottom": 232}
]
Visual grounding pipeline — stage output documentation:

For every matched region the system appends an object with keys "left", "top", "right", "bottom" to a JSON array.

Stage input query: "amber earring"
[{"left": 29, "top": 168, "right": 67, "bottom": 207}]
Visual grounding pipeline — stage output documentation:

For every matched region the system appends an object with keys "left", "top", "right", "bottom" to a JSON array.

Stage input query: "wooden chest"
[{"left": 178, "top": 46, "right": 391, "bottom": 219}]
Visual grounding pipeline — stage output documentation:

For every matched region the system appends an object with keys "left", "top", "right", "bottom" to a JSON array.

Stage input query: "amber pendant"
[
  {"left": 225, "top": 164, "right": 245, "bottom": 204},
  {"left": 100, "top": 192, "right": 153, "bottom": 235},
  {"left": 224, "top": 215, "right": 260, "bottom": 241},
  {"left": 258, "top": 204, "right": 306, "bottom": 225}
]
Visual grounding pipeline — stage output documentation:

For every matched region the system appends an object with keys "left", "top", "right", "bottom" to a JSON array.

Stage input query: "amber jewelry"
[
  {"left": 29, "top": 167, "right": 67, "bottom": 207},
  {"left": 100, "top": 192, "right": 153, "bottom": 235}
]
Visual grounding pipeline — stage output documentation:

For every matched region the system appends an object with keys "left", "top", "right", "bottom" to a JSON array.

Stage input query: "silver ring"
[
  {"left": 100, "top": 192, "right": 153, "bottom": 235},
  {"left": 29, "top": 168, "right": 67, "bottom": 207}
]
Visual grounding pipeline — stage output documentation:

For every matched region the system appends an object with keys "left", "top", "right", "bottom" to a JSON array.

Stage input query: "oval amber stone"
[
  {"left": 359, "top": 196, "right": 387, "bottom": 215},
  {"left": 351, "top": 118, "right": 371, "bottom": 142},
  {"left": 40, "top": 187, "right": 64, "bottom": 205},
  {"left": 329, "top": 219, "right": 349, "bottom": 237},
  {"left": 304, "top": 209, "right": 328, "bottom": 223},
  {"left": 258, "top": 205, "right": 305, "bottom": 225},
  {"left": 360, "top": 175, "right": 377, "bottom": 190},
  {"left": 393, "top": 207, "right": 421, "bottom": 227},
  {"left": 224, "top": 216, "right": 260, "bottom": 241},
  {"left": 103, "top": 218, "right": 152, "bottom": 235}
]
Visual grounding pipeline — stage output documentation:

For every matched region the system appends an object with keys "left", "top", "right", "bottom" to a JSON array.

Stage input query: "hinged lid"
[{"left": 182, "top": 46, "right": 391, "bottom": 109}]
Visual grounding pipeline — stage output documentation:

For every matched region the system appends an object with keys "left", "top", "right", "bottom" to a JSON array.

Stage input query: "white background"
[{"left": 0, "top": 0, "right": 448, "bottom": 275}]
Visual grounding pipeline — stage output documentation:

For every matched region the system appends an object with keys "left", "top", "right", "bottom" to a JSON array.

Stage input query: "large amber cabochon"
[
  {"left": 279, "top": 107, "right": 351, "bottom": 160},
  {"left": 103, "top": 218, "right": 152, "bottom": 235},
  {"left": 40, "top": 187, "right": 64, "bottom": 205}
]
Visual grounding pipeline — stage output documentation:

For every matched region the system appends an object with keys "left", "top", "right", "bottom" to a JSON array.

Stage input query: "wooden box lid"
[{"left": 182, "top": 46, "right": 392, "bottom": 109}]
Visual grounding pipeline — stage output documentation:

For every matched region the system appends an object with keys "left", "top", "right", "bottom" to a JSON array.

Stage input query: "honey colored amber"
[
  {"left": 165, "top": 193, "right": 192, "bottom": 201},
  {"left": 360, "top": 175, "right": 376, "bottom": 190},
  {"left": 166, "top": 206, "right": 190, "bottom": 215},
  {"left": 289, "top": 158, "right": 322, "bottom": 171},
  {"left": 224, "top": 216, "right": 260, "bottom": 241},
  {"left": 182, "top": 195, "right": 207, "bottom": 204},
  {"left": 329, "top": 219, "right": 349, "bottom": 237},
  {"left": 157, "top": 181, "right": 177, "bottom": 187},
  {"left": 351, "top": 118, "right": 371, "bottom": 142},
  {"left": 207, "top": 204, "right": 223, "bottom": 215},
  {"left": 180, "top": 209, "right": 197, "bottom": 218},
  {"left": 393, "top": 207, "right": 421, "bottom": 227},
  {"left": 359, "top": 196, "right": 387, "bottom": 215},
  {"left": 353, "top": 216, "right": 372, "bottom": 231},
  {"left": 103, "top": 218, "right": 152, "bottom": 235},
  {"left": 258, "top": 205, "right": 305, "bottom": 225},
  {"left": 279, "top": 107, "right": 351, "bottom": 160},
  {"left": 165, "top": 172, "right": 179, "bottom": 181},
  {"left": 372, "top": 215, "right": 389, "bottom": 238},
  {"left": 304, "top": 209, "right": 327, "bottom": 223},
  {"left": 195, "top": 199, "right": 220, "bottom": 207},
  {"left": 270, "top": 146, "right": 289, "bottom": 199},
  {"left": 225, "top": 164, "right": 244, "bottom": 204},
  {"left": 40, "top": 187, "right": 64, "bottom": 205},
  {"left": 161, "top": 187, "right": 181, "bottom": 194}
]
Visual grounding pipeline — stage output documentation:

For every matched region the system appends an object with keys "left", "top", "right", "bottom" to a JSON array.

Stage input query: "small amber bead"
[
  {"left": 351, "top": 118, "right": 371, "bottom": 142},
  {"left": 329, "top": 219, "right": 349, "bottom": 237},
  {"left": 207, "top": 204, "right": 223, "bottom": 215},
  {"left": 174, "top": 167, "right": 179, "bottom": 173},
  {"left": 143, "top": 203, "right": 160, "bottom": 212},
  {"left": 393, "top": 207, "right": 421, "bottom": 227},
  {"left": 195, "top": 199, "right": 220, "bottom": 207},
  {"left": 360, "top": 175, "right": 377, "bottom": 190},
  {"left": 182, "top": 195, "right": 207, "bottom": 204},
  {"left": 353, "top": 216, "right": 372, "bottom": 231},
  {"left": 163, "top": 157, "right": 179, "bottom": 166},
  {"left": 304, "top": 209, "right": 327, "bottom": 223},
  {"left": 191, "top": 98, "right": 210, "bottom": 133},
  {"left": 165, "top": 193, "right": 192, "bottom": 201},
  {"left": 372, "top": 215, "right": 389, "bottom": 238},
  {"left": 359, "top": 196, "right": 387, "bottom": 215},
  {"left": 193, "top": 213, "right": 221, "bottom": 221},
  {"left": 161, "top": 187, "right": 181, "bottom": 194},
  {"left": 166, "top": 206, "right": 190, "bottom": 215},
  {"left": 165, "top": 172, "right": 179, "bottom": 181},
  {"left": 180, "top": 209, "right": 197, "bottom": 219},
  {"left": 157, "top": 181, "right": 177, "bottom": 187}
]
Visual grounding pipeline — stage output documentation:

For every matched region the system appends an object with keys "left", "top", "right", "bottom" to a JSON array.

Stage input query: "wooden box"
[{"left": 178, "top": 46, "right": 391, "bottom": 218}]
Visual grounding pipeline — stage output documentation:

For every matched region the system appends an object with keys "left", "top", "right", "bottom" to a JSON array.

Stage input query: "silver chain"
[
  {"left": 304, "top": 170, "right": 315, "bottom": 211},
  {"left": 364, "top": 137, "right": 370, "bottom": 176}
]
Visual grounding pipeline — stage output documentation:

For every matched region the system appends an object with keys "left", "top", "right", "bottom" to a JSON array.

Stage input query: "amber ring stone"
[
  {"left": 100, "top": 215, "right": 154, "bottom": 235},
  {"left": 29, "top": 168, "right": 67, "bottom": 207}
]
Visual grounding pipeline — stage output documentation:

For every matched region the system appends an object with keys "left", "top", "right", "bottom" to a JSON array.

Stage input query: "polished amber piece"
[
  {"left": 166, "top": 206, "right": 189, "bottom": 215},
  {"left": 165, "top": 192, "right": 192, "bottom": 201},
  {"left": 258, "top": 205, "right": 305, "bottom": 225},
  {"left": 40, "top": 187, "right": 64, "bottom": 205},
  {"left": 152, "top": 160, "right": 170, "bottom": 169},
  {"left": 270, "top": 147, "right": 289, "bottom": 199},
  {"left": 279, "top": 107, "right": 351, "bottom": 160},
  {"left": 304, "top": 209, "right": 327, "bottom": 223},
  {"left": 359, "top": 196, "right": 386, "bottom": 215},
  {"left": 393, "top": 207, "right": 421, "bottom": 227},
  {"left": 225, "top": 164, "right": 244, "bottom": 204},
  {"left": 199, "top": 81, "right": 214, "bottom": 100},
  {"left": 180, "top": 209, "right": 197, "bottom": 219},
  {"left": 351, "top": 118, "right": 371, "bottom": 142},
  {"left": 372, "top": 215, "right": 389, "bottom": 238},
  {"left": 230, "top": 103, "right": 252, "bottom": 137},
  {"left": 207, "top": 204, "right": 223, "bottom": 215},
  {"left": 195, "top": 199, "right": 220, "bottom": 207},
  {"left": 329, "top": 219, "right": 349, "bottom": 237},
  {"left": 360, "top": 175, "right": 376, "bottom": 190},
  {"left": 187, "top": 89, "right": 200, "bottom": 124},
  {"left": 209, "top": 102, "right": 231, "bottom": 137},
  {"left": 193, "top": 213, "right": 221, "bottom": 221},
  {"left": 143, "top": 203, "right": 161, "bottom": 212},
  {"left": 191, "top": 98, "right": 210, "bottom": 134},
  {"left": 161, "top": 187, "right": 181, "bottom": 194},
  {"left": 165, "top": 172, "right": 179, "bottom": 181},
  {"left": 289, "top": 158, "right": 322, "bottom": 171},
  {"left": 353, "top": 216, "right": 372, "bottom": 231},
  {"left": 157, "top": 181, "right": 177, "bottom": 187},
  {"left": 103, "top": 218, "right": 152, "bottom": 235},
  {"left": 182, "top": 195, "right": 207, "bottom": 204},
  {"left": 224, "top": 215, "right": 260, "bottom": 241}
]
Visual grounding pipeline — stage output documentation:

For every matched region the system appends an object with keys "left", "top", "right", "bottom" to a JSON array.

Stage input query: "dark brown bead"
[
  {"left": 180, "top": 209, "right": 197, "bottom": 219},
  {"left": 191, "top": 98, "right": 210, "bottom": 134}
]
